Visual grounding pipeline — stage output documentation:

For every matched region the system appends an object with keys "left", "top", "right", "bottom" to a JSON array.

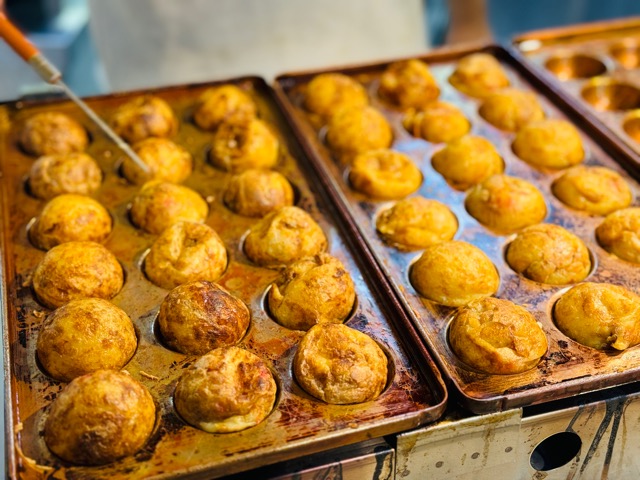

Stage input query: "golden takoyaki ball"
[
  {"left": 596, "top": 207, "right": 640, "bottom": 264},
  {"left": 145, "top": 221, "right": 227, "bottom": 290},
  {"left": 449, "top": 297, "right": 548, "bottom": 374},
  {"left": 158, "top": 281, "right": 249, "bottom": 355},
  {"left": 29, "top": 194, "right": 112, "bottom": 250},
  {"left": 19, "top": 112, "right": 88, "bottom": 157},
  {"left": 378, "top": 59, "right": 440, "bottom": 108},
  {"left": 409, "top": 240, "right": 499, "bottom": 307},
  {"left": 465, "top": 174, "right": 547, "bottom": 234},
  {"left": 32, "top": 241, "right": 123, "bottom": 309},
  {"left": 244, "top": 206, "right": 327, "bottom": 267},
  {"left": 554, "top": 282, "right": 640, "bottom": 350},
  {"left": 402, "top": 101, "right": 471, "bottom": 144},
  {"left": 36, "top": 298, "right": 137, "bottom": 382},
  {"left": 111, "top": 95, "right": 178, "bottom": 143},
  {"left": 325, "top": 105, "right": 393, "bottom": 156},
  {"left": 506, "top": 224, "right": 591, "bottom": 285},
  {"left": 512, "top": 119, "right": 584, "bottom": 169},
  {"left": 304, "top": 73, "right": 369, "bottom": 118},
  {"left": 193, "top": 84, "right": 257, "bottom": 131},
  {"left": 29, "top": 152, "right": 102, "bottom": 200},
  {"left": 376, "top": 196, "right": 458, "bottom": 251},
  {"left": 122, "top": 137, "right": 192, "bottom": 185},
  {"left": 209, "top": 117, "right": 279, "bottom": 172},
  {"left": 130, "top": 181, "right": 208, "bottom": 235},
  {"left": 174, "top": 346, "right": 277, "bottom": 433},
  {"left": 551, "top": 166, "right": 632, "bottom": 216},
  {"left": 268, "top": 253, "right": 356, "bottom": 331},
  {"left": 223, "top": 169, "right": 294, "bottom": 218},
  {"left": 348, "top": 149, "right": 422, "bottom": 199},
  {"left": 294, "top": 323, "right": 388, "bottom": 404},
  {"left": 479, "top": 88, "right": 545, "bottom": 132},
  {"left": 44, "top": 370, "right": 155, "bottom": 465},
  {"left": 431, "top": 135, "right": 504, "bottom": 190},
  {"left": 448, "top": 53, "right": 511, "bottom": 98}
]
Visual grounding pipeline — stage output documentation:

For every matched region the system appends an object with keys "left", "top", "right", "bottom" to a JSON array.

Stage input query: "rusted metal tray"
[
  {"left": 273, "top": 44, "right": 640, "bottom": 414},
  {"left": 0, "top": 77, "right": 447, "bottom": 479},
  {"left": 512, "top": 17, "right": 640, "bottom": 160}
]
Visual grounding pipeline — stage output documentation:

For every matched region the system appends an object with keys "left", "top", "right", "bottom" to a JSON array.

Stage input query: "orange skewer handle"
[{"left": 0, "top": 12, "right": 38, "bottom": 61}]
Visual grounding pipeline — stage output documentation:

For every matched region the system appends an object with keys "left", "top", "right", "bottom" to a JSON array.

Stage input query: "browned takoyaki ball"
[
  {"left": 193, "top": 84, "right": 257, "bottom": 131},
  {"left": 244, "top": 206, "right": 327, "bottom": 267},
  {"left": 20, "top": 112, "right": 88, "bottom": 157},
  {"left": 378, "top": 59, "right": 440, "bottom": 108},
  {"left": 130, "top": 182, "right": 208, "bottom": 235},
  {"left": 32, "top": 241, "right": 123, "bottom": 309},
  {"left": 121, "top": 137, "right": 192, "bottom": 185},
  {"left": 158, "top": 281, "right": 249, "bottom": 355},
  {"left": 512, "top": 119, "right": 584, "bottom": 169},
  {"left": 479, "top": 88, "right": 545, "bottom": 132},
  {"left": 325, "top": 105, "right": 393, "bottom": 156},
  {"left": 209, "top": 117, "right": 279, "bottom": 172},
  {"left": 29, "top": 194, "right": 112, "bottom": 250},
  {"left": 402, "top": 101, "right": 471, "bottom": 144},
  {"left": 268, "top": 253, "right": 356, "bottom": 331},
  {"left": 28, "top": 152, "right": 102, "bottom": 200},
  {"left": 596, "top": 207, "right": 640, "bottom": 264},
  {"left": 111, "top": 95, "right": 178, "bottom": 143},
  {"left": 294, "top": 323, "right": 388, "bottom": 404},
  {"left": 44, "top": 370, "right": 156, "bottom": 465},
  {"left": 348, "top": 149, "right": 422, "bottom": 199},
  {"left": 174, "top": 347, "right": 277, "bottom": 433},
  {"left": 36, "top": 298, "right": 137, "bottom": 382},
  {"left": 145, "top": 221, "right": 227, "bottom": 290},
  {"left": 449, "top": 297, "right": 548, "bottom": 374},
  {"left": 449, "top": 53, "right": 511, "bottom": 98},
  {"left": 304, "top": 73, "right": 369, "bottom": 118},
  {"left": 223, "top": 169, "right": 294, "bottom": 217}
]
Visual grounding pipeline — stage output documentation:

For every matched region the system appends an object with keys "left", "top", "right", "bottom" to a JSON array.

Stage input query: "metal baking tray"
[
  {"left": 273, "top": 44, "right": 640, "bottom": 414},
  {"left": 0, "top": 77, "right": 447, "bottom": 479},
  {"left": 512, "top": 17, "right": 640, "bottom": 160}
]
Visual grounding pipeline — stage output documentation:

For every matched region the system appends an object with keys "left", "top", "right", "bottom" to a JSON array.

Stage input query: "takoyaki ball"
[
  {"left": 554, "top": 282, "right": 640, "bottom": 350},
  {"left": 449, "top": 297, "right": 548, "bottom": 375},
  {"left": 479, "top": 88, "right": 545, "bottom": 132},
  {"left": 244, "top": 206, "right": 327, "bottom": 268},
  {"left": 29, "top": 194, "right": 112, "bottom": 250},
  {"left": 304, "top": 73, "right": 369, "bottom": 118},
  {"left": 325, "top": 105, "right": 393, "bottom": 157},
  {"left": 36, "top": 298, "right": 136, "bottom": 382},
  {"left": 294, "top": 323, "right": 388, "bottom": 405},
  {"left": 465, "top": 174, "right": 547, "bottom": 234},
  {"left": 122, "top": 138, "right": 192, "bottom": 185},
  {"left": 223, "top": 169, "right": 294, "bottom": 218},
  {"left": 512, "top": 119, "right": 584, "bottom": 169},
  {"left": 596, "top": 207, "right": 640, "bottom": 264},
  {"left": 378, "top": 59, "right": 440, "bottom": 108},
  {"left": 410, "top": 240, "right": 499, "bottom": 307},
  {"left": 145, "top": 222, "right": 227, "bottom": 290},
  {"left": 402, "top": 101, "right": 471, "bottom": 144},
  {"left": 130, "top": 182, "right": 208, "bottom": 235},
  {"left": 193, "top": 85, "right": 257, "bottom": 131},
  {"left": 19, "top": 112, "right": 88, "bottom": 157},
  {"left": 32, "top": 241, "right": 123, "bottom": 309},
  {"left": 44, "top": 370, "right": 156, "bottom": 465},
  {"left": 376, "top": 196, "right": 458, "bottom": 251},
  {"left": 111, "top": 95, "right": 178, "bottom": 143},
  {"left": 348, "top": 149, "right": 422, "bottom": 199},
  {"left": 158, "top": 281, "right": 249, "bottom": 355},
  {"left": 449, "top": 53, "right": 511, "bottom": 98},
  {"left": 174, "top": 346, "right": 277, "bottom": 433},
  {"left": 431, "top": 135, "right": 504, "bottom": 190},
  {"left": 268, "top": 253, "right": 356, "bottom": 331},
  {"left": 551, "top": 166, "right": 632, "bottom": 216},
  {"left": 209, "top": 117, "right": 279, "bottom": 172},
  {"left": 29, "top": 152, "right": 102, "bottom": 200},
  {"left": 506, "top": 224, "right": 591, "bottom": 285}
]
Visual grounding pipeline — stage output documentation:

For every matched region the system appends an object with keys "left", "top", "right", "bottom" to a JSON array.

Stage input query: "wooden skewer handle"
[{"left": 0, "top": 12, "right": 38, "bottom": 61}]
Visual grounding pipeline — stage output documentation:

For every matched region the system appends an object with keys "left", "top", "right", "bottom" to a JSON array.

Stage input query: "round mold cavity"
[
  {"left": 623, "top": 109, "right": 640, "bottom": 143},
  {"left": 610, "top": 38, "right": 640, "bottom": 69},
  {"left": 581, "top": 77, "right": 640, "bottom": 111},
  {"left": 544, "top": 53, "right": 606, "bottom": 80},
  {"left": 530, "top": 431, "right": 582, "bottom": 471}
]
